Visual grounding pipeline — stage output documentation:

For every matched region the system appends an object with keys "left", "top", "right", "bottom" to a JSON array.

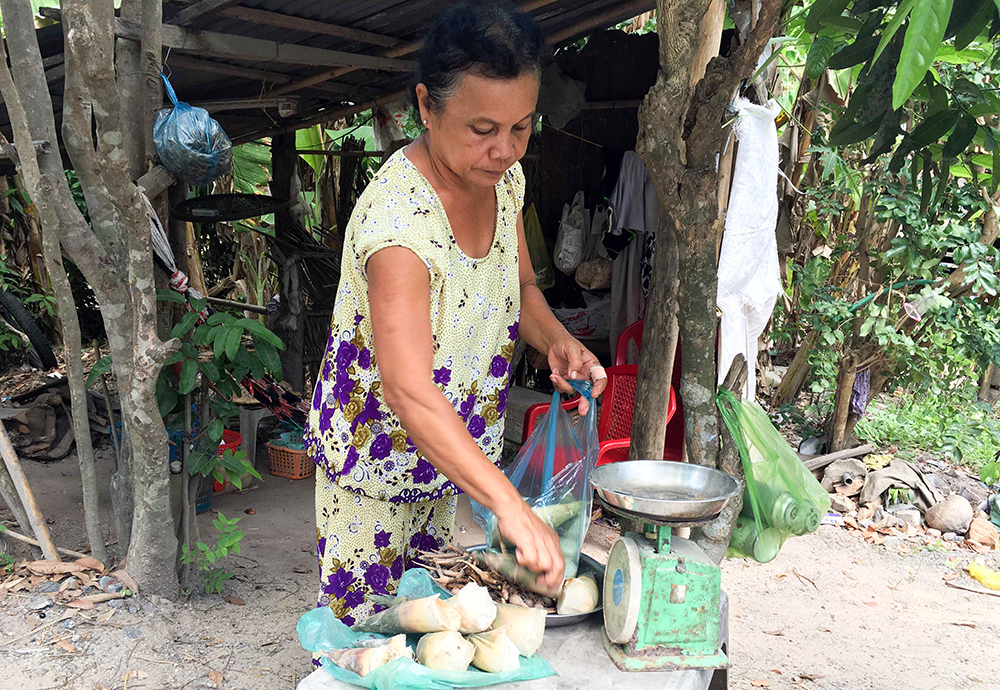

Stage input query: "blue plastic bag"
[
  {"left": 297, "top": 569, "right": 556, "bottom": 690},
  {"left": 472, "top": 380, "right": 598, "bottom": 579},
  {"left": 153, "top": 75, "right": 232, "bottom": 186}
]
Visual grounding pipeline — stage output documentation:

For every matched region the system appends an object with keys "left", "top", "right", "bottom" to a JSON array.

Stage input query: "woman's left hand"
[{"left": 547, "top": 332, "right": 607, "bottom": 415}]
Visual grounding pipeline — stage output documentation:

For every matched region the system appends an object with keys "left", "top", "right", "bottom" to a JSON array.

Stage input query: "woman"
[{"left": 305, "top": 2, "right": 606, "bottom": 627}]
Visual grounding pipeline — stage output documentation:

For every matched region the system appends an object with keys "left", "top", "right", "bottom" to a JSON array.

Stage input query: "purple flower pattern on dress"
[
  {"left": 490, "top": 355, "right": 508, "bottom": 378},
  {"left": 420, "top": 533, "right": 440, "bottom": 552},
  {"left": 336, "top": 341, "right": 359, "bottom": 372},
  {"left": 324, "top": 568, "right": 355, "bottom": 599},
  {"left": 358, "top": 348, "right": 371, "bottom": 370},
  {"left": 411, "top": 458, "right": 437, "bottom": 485},
  {"left": 344, "top": 589, "right": 365, "bottom": 610},
  {"left": 468, "top": 415, "right": 486, "bottom": 438},
  {"left": 341, "top": 446, "right": 358, "bottom": 477},
  {"left": 365, "top": 563, "right": 390, "bottom": 595},
  {"left": 374, "top": 530, "right": 391, "bottom": 548},
  {"left": 458, "top": 392, "right": 476, "bottom": 422},
  {"left": 370, "top": 434, "right": 392, "bottom": 460},
  {"left": 332, "top": 370, "right": 354, "bottom": 406},
  {"left": 433, "top": 367, "right": 451, "bottom": 385},
  {"left": 508, "top": 322, "right": 519, "bottom": 340},
  {"left": 351, "top": 391, "right": 382, "bottom": 432},
  {"left": 497, "top": 387, "right": 508, "bottom": 416}
]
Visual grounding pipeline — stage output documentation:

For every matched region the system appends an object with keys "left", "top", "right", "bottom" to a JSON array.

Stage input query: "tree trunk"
[
  {"left": 772, "top": 330, "right": 817, "bottom": 406},
  {"left": 827, "top": 353, "right": 857, "bottom": 453},
  {"left": 38, "top": 179, "right": 108, "bottom": 564},
  {"left": 636, "top": 0, "right": 781, "bottom": 471},
  {"left": 272, "top": 133, "right": 306, "bottom": 392}
]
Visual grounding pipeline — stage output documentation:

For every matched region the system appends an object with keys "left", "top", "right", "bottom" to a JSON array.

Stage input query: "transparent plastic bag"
[
  {"left": 297, "top": 569, "right": 555, "bottom": 690},
  {"left": 153, "top": 75, "right": 232, "bottom": 186},
  {"left": 554, "top": 192, "right": 587, "bottom": 275},
  {"left": 717, "top": 389, "right": 831, "bottom": 563},
  {"left": 473, "top": 380, "right": 598, "bottom": 579},
  {"left": 524, "top": 204, "right": 555, "bottom": 292}
]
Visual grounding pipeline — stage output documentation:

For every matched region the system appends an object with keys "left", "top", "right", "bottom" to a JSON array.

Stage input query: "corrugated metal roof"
[{"left": 2, "top": 0, "right": 655, "bottom": 144}]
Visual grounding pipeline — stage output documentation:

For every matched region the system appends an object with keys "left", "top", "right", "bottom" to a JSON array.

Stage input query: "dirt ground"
[{"left": 2, "top": 446, "right": 999, "bottom": 690}]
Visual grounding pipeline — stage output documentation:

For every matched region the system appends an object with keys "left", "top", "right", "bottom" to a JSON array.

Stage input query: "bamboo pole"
[
  {"left": 0, "top": 450, "right": 31, "bottom": 532},
  {"left": 1, "top": 527, "right": 90, "bottom": 560},
  {"left": 0, "top": 424, "right": 60, "bottom": 560}
]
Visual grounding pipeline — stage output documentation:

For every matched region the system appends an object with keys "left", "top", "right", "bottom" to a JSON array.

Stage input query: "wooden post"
[
  {"left": 0, "top": 424, "right": 60, "bottom": 560},
  {"left": 272, "top": 132, "right": 305, "bottom": 392},
  {"left": 0, "top": 450, "right": 31, "bottom": 533}
]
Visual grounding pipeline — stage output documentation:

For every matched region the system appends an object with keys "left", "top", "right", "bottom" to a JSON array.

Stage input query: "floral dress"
[{"left": 305, "top": 149, "right": 524, "bottom": 630}]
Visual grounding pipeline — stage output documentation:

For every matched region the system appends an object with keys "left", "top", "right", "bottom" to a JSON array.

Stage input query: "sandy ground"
[{"left": 2, "top": 447, "right": 999, "bottom": 690}]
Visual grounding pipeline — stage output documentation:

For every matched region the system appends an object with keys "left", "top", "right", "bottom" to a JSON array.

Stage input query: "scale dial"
[{"left": 603, "top": 535, "right": 643, "bottom": 644}]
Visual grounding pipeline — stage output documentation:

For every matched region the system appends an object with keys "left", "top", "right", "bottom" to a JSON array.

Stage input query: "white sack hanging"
[
  {"left": 554, "top": 191, "right": 587, "bottom": 275},
  {"left": 717, "top": 98, "right": 782, "bottom": 401}
]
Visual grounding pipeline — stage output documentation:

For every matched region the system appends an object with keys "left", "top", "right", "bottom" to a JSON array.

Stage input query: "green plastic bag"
[
  {"left": 717, "top": 389, "right": 831, "bottom": 563},
  {"left": 297, "top": 569, "right": 556, "bottom": 690}
]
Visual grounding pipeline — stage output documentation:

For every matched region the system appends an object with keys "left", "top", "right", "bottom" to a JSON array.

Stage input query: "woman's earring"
[{"left": 422, "top": 119, "right": 428, "bottom": 126}]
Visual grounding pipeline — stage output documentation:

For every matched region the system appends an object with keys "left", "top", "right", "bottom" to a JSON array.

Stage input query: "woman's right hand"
[{"left": 495, "top": 497, "right": 565, "bottom": 594}]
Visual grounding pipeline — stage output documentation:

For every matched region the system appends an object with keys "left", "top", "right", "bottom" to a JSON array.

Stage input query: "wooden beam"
[
  {"left": 169, "top": 0, "right": 239, "bottom": 27},
  {"left": 271, "top": 0, "right": 561, "bottom": 97},
  {"left": 115, "top": 18, "right": 417, "bottom": 72},
  {"left": 219, "top": 7, "right": 401, "bottom": 48},
  {"left": 190, "top": 97, "right": 298, "bottom": 116},
  {"left": 546, "top": 0, "right": 657, "bottom": 45},
  {"left": 166, "top": 54, "right": 358, "bottom": 95},
  {"left": 232, "top": 88, "right": 408, "bottom": 145},
  {"left": 295, "top": 149, "right": 386, "bottom": 157},
  {"left": 136, "top": 165, "right": 176, "bottom": 198}
]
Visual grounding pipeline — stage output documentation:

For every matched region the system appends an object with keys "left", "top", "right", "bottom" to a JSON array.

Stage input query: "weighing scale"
[{"left": 590, "top": 461, "right": 741, "bottom": 673}]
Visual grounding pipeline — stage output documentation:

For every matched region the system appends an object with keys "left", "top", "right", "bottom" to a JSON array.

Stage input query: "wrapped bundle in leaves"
[
  {"left": 353, "top": 594, "right": 461, "bottom": 634},
  {"left": 415, "top": 631, "right": 475, "bottom": 672}
]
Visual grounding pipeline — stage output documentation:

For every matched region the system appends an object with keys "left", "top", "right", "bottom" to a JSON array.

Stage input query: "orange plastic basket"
[{"left": 267, "top": 443, "right": 315, "bottom": 480}]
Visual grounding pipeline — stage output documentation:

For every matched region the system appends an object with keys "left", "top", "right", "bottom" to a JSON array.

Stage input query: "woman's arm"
[
  {"left": 367, "top": 247, "right": 564, "bottom": 592},
  {"left": 515, "top": 213, "right": 607, "bottom": 412}
]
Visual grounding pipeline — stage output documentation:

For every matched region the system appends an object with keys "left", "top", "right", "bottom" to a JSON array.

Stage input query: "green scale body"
[{"left": 602, "top": 524, "right": 729, "bottom": 672}]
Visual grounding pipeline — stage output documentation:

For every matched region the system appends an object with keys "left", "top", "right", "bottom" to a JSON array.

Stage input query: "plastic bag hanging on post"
[
  {"left": 153, "top": 74, "right": 232, "bottom": 186},
  {"left": 717, "top": 389, "right": 831, "bottom": 563},
  {"left": 472, "top": 380, "right": 598, "bottom": 580}
]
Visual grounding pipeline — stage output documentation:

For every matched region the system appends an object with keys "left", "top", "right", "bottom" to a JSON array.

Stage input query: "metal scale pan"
[{"left": 590, "top": 461, "right": 742, "bottom": 526}]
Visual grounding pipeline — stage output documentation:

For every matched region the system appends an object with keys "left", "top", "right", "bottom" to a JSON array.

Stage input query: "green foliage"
[
  {"left": 180, "top": 511, "right": 244, "bottom": 594},
  {"left": 855, "top": 385, "right": 1000, "bottom": 468}
]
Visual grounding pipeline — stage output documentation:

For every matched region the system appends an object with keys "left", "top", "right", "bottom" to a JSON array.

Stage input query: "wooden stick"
[
  {"left": 945, "top": 580, "right": 1000, "bottom": 598},
  {"left": 0, "top": 527, "right": 90, "bottom": 560},
  {"left": 802, "top": 444, "right": 874, "bottom": 472},
  {"left": 0, "top": 425, "right": 60, "bottom": 560},
  {"left": 0, "top": 449, "right": 31, "bottom": 532}
]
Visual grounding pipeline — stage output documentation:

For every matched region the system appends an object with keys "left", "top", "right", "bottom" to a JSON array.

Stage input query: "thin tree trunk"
[
  {"left": 630, "top": 216, "right": 679, "bottom": 460},
  {"left": 828, "top": 353, "right": 857, "bottom": 452},
  {"left": 772, "top": 330, "right": 817, "bottom": 406},
  {"left": 980, "top": 363, "right": 995, "bottom": 402},
  {"left": 38, "top": 184, "right": 108, "bottom": 564}
]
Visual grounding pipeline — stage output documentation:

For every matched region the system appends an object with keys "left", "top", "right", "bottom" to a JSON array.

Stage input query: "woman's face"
[{"left": 417, "top": 72, "right": 539, "bottom": 188}]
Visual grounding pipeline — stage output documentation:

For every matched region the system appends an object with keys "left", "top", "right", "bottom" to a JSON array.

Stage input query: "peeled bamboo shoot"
[
  {"left": 415, "top": 631, "right": 475, "bottom": 672},
  {"left": 323, "top": 644, "right": 402, "bottom": 677},
  {"left": 489, "top": 501, "right": 583, "bottom": 548},
  {"left": 469, "top": 626, "right": 521, "bottom": 673},
  {"left": 556, "top": 573, "right": 599, "bottom": 615},
  {"left": 492, "top": 603, "right": 546, "bottom": 657},
  {"left": 448, "top": 581, "right": 497, "bottom": 633},
  {"left": 475, "top": 551, "right": 560, "bottom": 598},
  {"left": 353, "top": 594, "right": 461, "bottom": 634}
]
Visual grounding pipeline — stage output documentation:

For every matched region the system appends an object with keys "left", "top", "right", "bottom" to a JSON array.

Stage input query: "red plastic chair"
[{"left": 615, "top": 320, "right": 645, "bottom": 366}]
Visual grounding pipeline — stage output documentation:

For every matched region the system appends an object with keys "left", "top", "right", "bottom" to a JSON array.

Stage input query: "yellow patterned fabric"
[
  {"left": 313, "top": 477, "right": 456, "bottom": 632},
  {"left": 305, "top": 150, "right": 524, "bottom": 504}
]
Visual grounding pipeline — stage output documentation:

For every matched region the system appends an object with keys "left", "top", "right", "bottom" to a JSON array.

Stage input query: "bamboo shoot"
[
  {"left": 492, "top": 603, "right": 546, "bottom": 657},
  {"left": 469, "top": 626, "right": 521, "bottom": 673},
  {"left": 556, "top": 573, "right": 599, "bottom": 615},
  {"left": 323, "top": 644, "right": 402, "bottom": 677},
  {"left": 415, "top": 631, "right": 475, "bottom": 672},
  {"left": 448, "top": 581, "right": 497, "bottom": 633},
  {"left": 475, "top": 551, "right": 560, "bottom": 598},
  {"left": 353, "top": 594, "right": 461, "bottom": 634}
]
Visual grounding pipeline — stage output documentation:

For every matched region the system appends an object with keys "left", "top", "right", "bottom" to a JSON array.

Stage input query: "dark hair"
[{"left": 411, "top": 2, "right": 545, "bottom": 113}]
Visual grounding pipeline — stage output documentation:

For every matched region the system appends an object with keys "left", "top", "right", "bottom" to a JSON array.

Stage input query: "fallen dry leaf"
[
  {"left": 950, "top": 620, "right": 978, "bottom": 628},
  {"left": 244, "top": 508, "right": 256, "bottom": 515},
  {"left": 797, "top": 673, "right": 825, "bottom": 681},
  {"left": 775, "top": 573, "right": 787, "bottom": 582},
  {"left": 772, "top": 669, "right": 783, "bottom": 675},
  {"left": 224, "top": 595, "right": 245, "bottom": 606},
  {"left": 751, "top": 680, "right": 771, "bottom": 687},
  {"left": 54, "top": 638, "right": 77, "bottom": 653},
  {"left": 864, "top": 601, "right": 878, "bottom": 607},
  {"left": 121, "top": 671, "right": 149, "bottom": 682},
  {"left": 78, "top": 592, "right": 125, "bottom": 604},
  {"left": 818, "top": 627, "right": 833, "bottom": 633},
  {"left": 293, "top": 563, "right": 311, "bottom": 574},
  {"left": 112, "top": 569, "right": 139, "bottom": 594},
  {"left": 763, "top": 630, "right": 785, "bottom": 637},
  {"left": 65, "top": 599, "right": 95, "bottom": 610},
  {"left": 26, "top": 561, "right": 85, "bottom": 576},
  {"left": 74, "top": 557, "right": 105, "bottom": 572},
  {"left": 942, "top": 572, "right": 961, "bottom": 581},
  {"left": 97, "top": 609, "right": 116, "bottom": 624},
  {"left": 208, "top": 670, "right": 224, "bottom": 685}
]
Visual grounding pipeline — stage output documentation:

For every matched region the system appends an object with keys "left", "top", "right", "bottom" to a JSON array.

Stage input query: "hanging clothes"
[
  {"left": 605, "top": 151, "right": 660, "bottom": 358},
  {"left": 716, "top": 98, "right": 783, "bottom": 401}
]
